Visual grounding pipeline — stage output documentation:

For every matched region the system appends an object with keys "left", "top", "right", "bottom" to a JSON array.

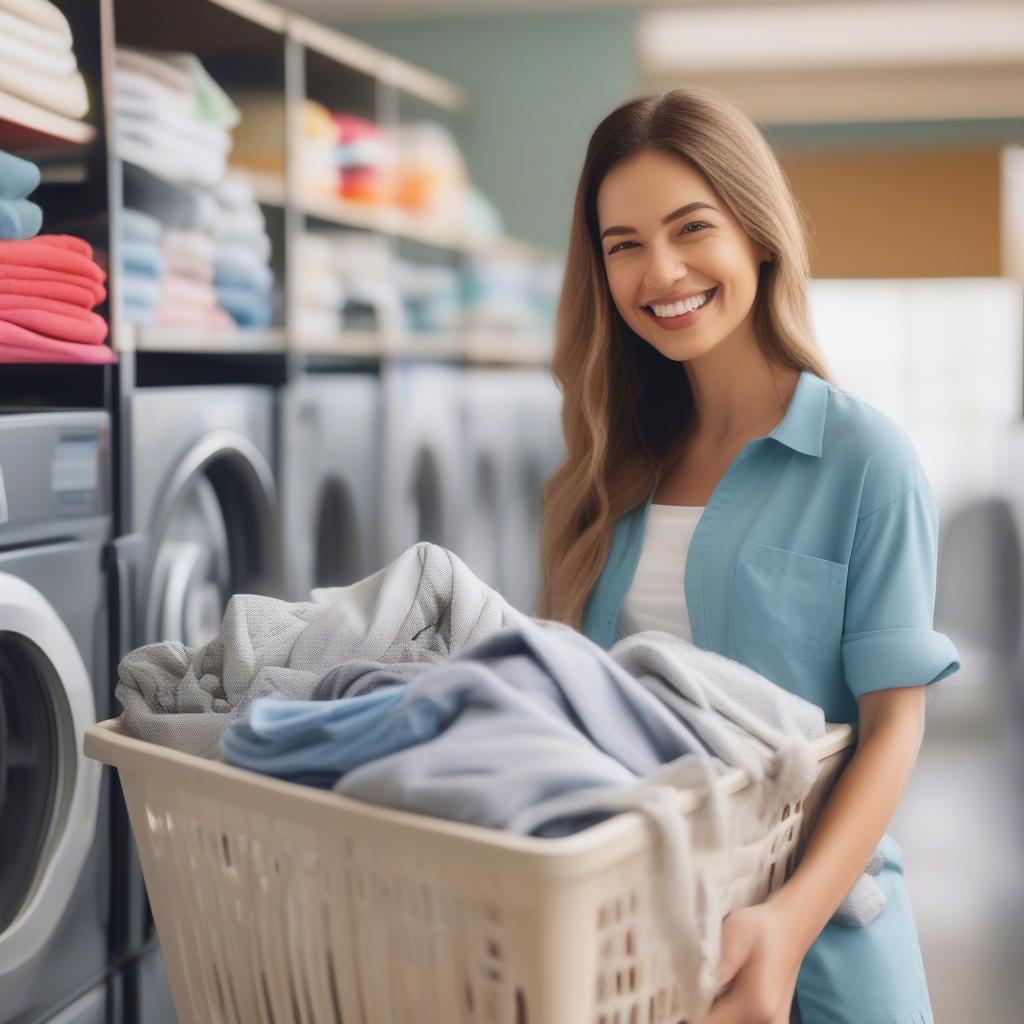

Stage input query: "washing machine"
[
  {"left": 280, "top": 374, "right": 381, "bottom": 600},
  {"left": 0, "top": 411, "right": 113, "bottom": 1024},
  {"left": 379, "top": 361, "right": 464, "bottom": 563},
  {"left": 457, "top": 369, "right": 519, "bottom": 595},
  {"left": 109, "top": 384, "right": 281, "bottom": 1024},
  {"left": 502, "top": 369, "right": 564, "bottom": 614}
]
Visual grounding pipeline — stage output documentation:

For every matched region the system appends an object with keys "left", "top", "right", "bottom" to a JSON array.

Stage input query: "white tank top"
[{"left": 617, "top": 503, "right": 705, "bottom": 642}]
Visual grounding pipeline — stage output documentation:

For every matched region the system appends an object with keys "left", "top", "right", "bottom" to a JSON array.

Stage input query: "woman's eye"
[{"left": 606, "top": 221, "right": 709, "bottom": 256}]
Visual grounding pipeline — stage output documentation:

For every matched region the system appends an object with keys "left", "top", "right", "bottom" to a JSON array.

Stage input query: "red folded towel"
[
  {"left": 0, "top": 236, "right": 106, "bottom": 282},
  {"left": 0, "top": 307, "right": 108, "bottom": 345},
  {"left": 0, "top": 277, "right": 101, "bottom": 308},
  {"left": 0, "top": 322, "right": 116, "bottom": 364},
  {"left": 0, "top": 264, "right": 106, "bottom": 306}
]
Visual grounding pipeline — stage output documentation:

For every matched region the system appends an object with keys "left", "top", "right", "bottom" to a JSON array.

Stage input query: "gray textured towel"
[{"left": 116, "top": 542, "right": 531, "bottom": 757}]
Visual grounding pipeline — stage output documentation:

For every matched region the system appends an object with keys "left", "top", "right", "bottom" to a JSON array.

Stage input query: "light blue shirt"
[{"left": 582, "top": 368, "right": 959, "bottom": 1024}]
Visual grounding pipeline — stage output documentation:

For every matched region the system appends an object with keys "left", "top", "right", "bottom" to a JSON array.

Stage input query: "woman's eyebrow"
[{"left": 600, "top": 200, "right": 718, "bottom": 240}]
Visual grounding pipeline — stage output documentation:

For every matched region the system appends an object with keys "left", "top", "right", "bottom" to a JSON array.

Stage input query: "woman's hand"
[{"left": 703, "top": 900, "right": 807, "bottom": 1024}]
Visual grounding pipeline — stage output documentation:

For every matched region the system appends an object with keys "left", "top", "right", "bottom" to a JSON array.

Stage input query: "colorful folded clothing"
[
  {"left": 0, "top": 264, "right": 106, "bottom": 306},
  {"left": 213, "top": 248, "right": 272, "bottom": 292},
  {"left": 0, "top": 25, "right": 74, "bottom": 77},
  {"left": 163, "top": 229, "right": 215, "bottom": 282},
  {"left": 0, "top": 7, "right": 72, "bottom": 53},
  {"left": 0, "top": 274, "right": 99, "bottom": 308},
  {"left": 0, "top": 0, "right": 73, "bottom": 39},
  {"left": 215, "top": 283, "right": 271, "bottom": 330},
  {"left": 0, "top": 321, "right": 115, "bottom": 363},
  {"left": 0, "top": 62, "right": 89, "bottom": 120},
  {"left": 121, "top": 207, "right": 163, "bottom": 245},
  {"left": 0, "top": 305, "right": 107, "bottom": 345},
  {"left": 0, "top": 198, "right": 42, "bottom": 240},
  {"left": 0, "top": 234, "right": 103, "bottom": 274},
  {"left": 120, "top": 239, "right": 164, "bottom": 278},
  {"left": 0, "top": 149, "right": 42, "bottom": 200}
]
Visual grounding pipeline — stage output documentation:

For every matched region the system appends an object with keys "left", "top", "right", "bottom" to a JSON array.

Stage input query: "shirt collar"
[{"left": 767, "top": 368, "right": 829, "bottom": 458}]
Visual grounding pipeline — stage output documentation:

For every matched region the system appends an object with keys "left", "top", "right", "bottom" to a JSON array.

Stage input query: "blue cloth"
[
  {"left": 214, "top": 253, "right": 272, "bottom": 292},
  {"left": 0, "top": 197, "right": 42, "bottom": 239},
  {"left": 122, "top": 208, "right": 163, "bottom": 245},
  {"left": 120, "top": 239, "right": 164, "bottom": 279},
  {"left": 222, "top": 620, "right": 722, "bottom": 837},
  {"left": 216, "top": 284, "right": 272, "bottom": 330},
  {"left": 581, "top": 369, "right": 959, "bottom": 1024},
  {"left": 0, "top": 149, "right": 41, "bottom": 200}
]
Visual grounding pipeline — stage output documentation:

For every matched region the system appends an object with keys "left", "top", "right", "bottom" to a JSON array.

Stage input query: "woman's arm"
[
  {"left": 772, "top": 684, "right": 926, "bottom": 943},
  {"left": 705, "top": 685, "right": 927, "bottom": 1023}
]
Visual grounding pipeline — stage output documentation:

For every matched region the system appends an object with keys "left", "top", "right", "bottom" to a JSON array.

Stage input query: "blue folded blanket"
[
  {"left": 121, "top": 240, "right": 165, "bottom": 279},
  {"left": 216, "top": 284, "right": 272, "bottom": 330},
  {"left": 0, "top": 149, "right": 41, "bottom": 200},
  {"left": 0, "top": 197, "right": 42, "bottom": 239}
]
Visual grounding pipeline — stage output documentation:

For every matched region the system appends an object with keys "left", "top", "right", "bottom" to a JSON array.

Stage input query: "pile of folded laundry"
[
  {"left": 116, "top": 540, "right": 886, "bottom": 1014},
  {"left": 113, "top": 50, "right": 276, "bottom": 331},
  {"left": 0, "top": 148, "right": 113, "bottom": 364},
  {"left": 0, "top": 0, "right": 90, "bottom": 125}
]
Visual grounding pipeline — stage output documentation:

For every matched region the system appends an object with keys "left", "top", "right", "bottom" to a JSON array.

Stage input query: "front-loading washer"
[
  {"left": 280, "top": 374, "right": 381, "bottom": 600},
  {"left": 457, "top": 368, "right": 520, "bottom": 595},
  {"left": 0, "top": 410, "right": 113, "bottom": 1024},
  {"left": 503, "top": 368, "right": 563, "bottom": 614},
  {"left": 379, "top": 361, "right": 464, "bottom": 564},
  {"left": 109, "top": 384, "right": 282, "bottom": 1024}
]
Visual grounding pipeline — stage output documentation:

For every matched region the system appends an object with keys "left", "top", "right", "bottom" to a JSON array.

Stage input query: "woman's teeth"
[{"left": 648, "top": 290, "right": 713, "bottom": 318}]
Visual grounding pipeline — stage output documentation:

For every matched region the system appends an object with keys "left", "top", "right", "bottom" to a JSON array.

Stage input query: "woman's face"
[{"left": 596, "top": 149, "right": 770, "bottom": 361}]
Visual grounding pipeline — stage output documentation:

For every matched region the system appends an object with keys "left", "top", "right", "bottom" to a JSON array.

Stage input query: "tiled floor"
[{"left": 890, "top": 652, "right": 1024, "bottom": 1023}]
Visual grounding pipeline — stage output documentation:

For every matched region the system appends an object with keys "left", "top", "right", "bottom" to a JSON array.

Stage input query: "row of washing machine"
[{"left": 0, "top": 362, "right": 563, "bottom": 1024}]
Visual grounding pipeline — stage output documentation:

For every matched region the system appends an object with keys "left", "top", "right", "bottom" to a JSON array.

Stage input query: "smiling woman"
[{"left": 536, "top": 87, "right": 960, "bottom": 1024}]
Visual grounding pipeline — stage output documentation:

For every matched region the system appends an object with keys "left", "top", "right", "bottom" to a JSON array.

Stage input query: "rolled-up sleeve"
[{"left": 841, "top": 485, "right": 961, "bottom": 697}]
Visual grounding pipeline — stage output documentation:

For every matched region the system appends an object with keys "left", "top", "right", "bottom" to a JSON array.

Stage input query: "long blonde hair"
[{"left": 536, "top": 86, "right": 836, "bottom": 628}]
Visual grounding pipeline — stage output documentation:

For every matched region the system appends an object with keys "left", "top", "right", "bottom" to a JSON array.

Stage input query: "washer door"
[
  {"left": 146, "top": 431, "right": 277, "bottom": 647},
  {"left": 313, "top": 476, "right": 365, "bottom": 588},
  {"left": 0, "top": 573, "right": 98, "bottom": 974}
]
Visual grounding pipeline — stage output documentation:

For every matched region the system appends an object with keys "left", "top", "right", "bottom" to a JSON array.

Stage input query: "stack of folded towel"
[
  {"left": 211, "top": 173, "right": 273, "bottom": 330},
  {"left": 119, "top": 208, "right": 163, "bottom": 326},
  {"left": 335, "top": 113, "right": 393, "bottom": 205},
  {"left": 0, "top": 0, "right": 90, "bottom": 122},
  {"left": 114, "top": 48, "right": 239, "bottom": 189},
  {"left": 0, "top": 147, "right": 112, "bottom": 363},
  {"left": 294, "top": 233, "right": 344, "bottom": 337},
  {"left": 0, "top": 235, "right": 113, "bottom": 363}
]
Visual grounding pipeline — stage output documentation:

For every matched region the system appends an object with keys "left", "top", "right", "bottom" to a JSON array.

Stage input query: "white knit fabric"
[{"left": 620, "top": 503, "right": 704, "bottom": 641}]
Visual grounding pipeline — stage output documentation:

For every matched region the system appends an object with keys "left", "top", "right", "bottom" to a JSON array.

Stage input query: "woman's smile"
[{"left": 641, "top": 286, "right": 718, "bottom": 330}]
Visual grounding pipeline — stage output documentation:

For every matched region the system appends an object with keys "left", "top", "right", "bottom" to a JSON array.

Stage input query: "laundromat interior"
[{"left": 1, "top": 0, "right": 1022, "bottom": 1022}]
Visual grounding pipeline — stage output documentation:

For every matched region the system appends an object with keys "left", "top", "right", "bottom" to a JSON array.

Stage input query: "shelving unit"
[{"left": 0, "top": 0, "right": 558, "bottom": 378}]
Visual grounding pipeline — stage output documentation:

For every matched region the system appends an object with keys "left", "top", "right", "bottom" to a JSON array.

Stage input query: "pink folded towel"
[
  {"left": 0, "top": 275, "right": 101, "bottom": 307},
  {"left": 0, "top": 306, "right": 107, "bottom": 344},
  {"left": 0, "top": 320, "right": 115, "bottom": 363}
]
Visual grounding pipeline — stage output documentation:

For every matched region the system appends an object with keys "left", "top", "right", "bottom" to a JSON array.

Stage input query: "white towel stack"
[
  {"left": 294, "top": 233, "right": 345, "bottom": 338},
  {"left": 114, "top": 49, "right": 239, "bottom": 188},
  {"left": 0, "top": 0, "right": 90, "bottom": 120}
]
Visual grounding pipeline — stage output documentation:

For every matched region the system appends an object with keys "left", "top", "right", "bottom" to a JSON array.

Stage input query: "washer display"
[{"left": 0, "top": 411, "right": 112, "bottom": 1024}]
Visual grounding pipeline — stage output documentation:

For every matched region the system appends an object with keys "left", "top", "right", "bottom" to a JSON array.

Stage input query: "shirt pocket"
[{"left": 731, "top": 541, "right": 848, "bottom": 666}]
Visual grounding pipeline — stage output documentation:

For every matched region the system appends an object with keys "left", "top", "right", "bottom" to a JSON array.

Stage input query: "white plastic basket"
[{"left": 86, "top": 718, "right": 854, "bottom": 1024}]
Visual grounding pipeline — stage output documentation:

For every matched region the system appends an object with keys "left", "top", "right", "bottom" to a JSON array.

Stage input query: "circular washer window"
[
  {"left": 0, "top": 635, "right": 69, "bottom": 932},
  {"left": 314, "top": 478, "right": 363, "bottom": 588}
]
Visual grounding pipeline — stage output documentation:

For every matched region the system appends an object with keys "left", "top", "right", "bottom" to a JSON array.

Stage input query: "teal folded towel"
[
  {"left": 0, "top": 149, "right": 41, "bottom": 200},
  {"left": 0, "top": 198, "right": 42, "bottom": 239}
]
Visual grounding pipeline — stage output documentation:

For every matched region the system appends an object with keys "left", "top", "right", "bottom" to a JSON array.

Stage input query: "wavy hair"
[{"left": 536, "top": 86, "right": 836, "bottom": 627}]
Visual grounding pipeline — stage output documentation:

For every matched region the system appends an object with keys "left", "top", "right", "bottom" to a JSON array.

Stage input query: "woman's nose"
[{"left": 643, "top": 242, "right": 687, "bottom": 290}]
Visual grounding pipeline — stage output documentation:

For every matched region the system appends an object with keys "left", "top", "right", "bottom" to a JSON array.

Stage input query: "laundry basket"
[{"left": 86, "top": 719, "right": 854, "bottom": 1024}]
